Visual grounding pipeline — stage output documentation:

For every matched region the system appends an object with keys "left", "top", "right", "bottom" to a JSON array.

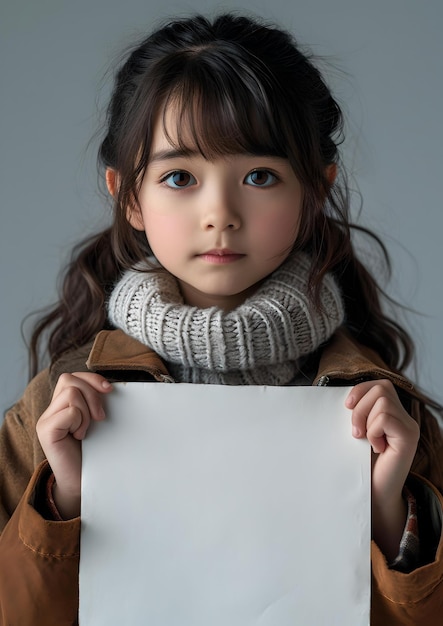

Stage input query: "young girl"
[{"left": 0, "top": 13, "right": 442, "bottom": 625}]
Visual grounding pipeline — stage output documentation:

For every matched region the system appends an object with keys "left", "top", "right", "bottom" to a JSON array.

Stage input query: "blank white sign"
[{"left": 80, "top": 383, "right": 370, "bottom": 626}]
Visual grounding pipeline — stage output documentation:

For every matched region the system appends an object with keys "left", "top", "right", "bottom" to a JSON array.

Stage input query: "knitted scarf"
[{"left": 108, "top": 253, "right": 344, "bottom": 385}]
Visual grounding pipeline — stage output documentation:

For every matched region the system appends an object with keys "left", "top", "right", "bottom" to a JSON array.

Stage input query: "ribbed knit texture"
[{"left": 108, "top": 253, "right": 344, "bottom": 385}]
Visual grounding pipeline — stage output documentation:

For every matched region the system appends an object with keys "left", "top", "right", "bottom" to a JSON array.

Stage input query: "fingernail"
[
  {"left": 352, "top": 425, "right": 361, "bottom": 438},
  {"left": 102, "top": 380, "right": 112, "bottom": 389}
]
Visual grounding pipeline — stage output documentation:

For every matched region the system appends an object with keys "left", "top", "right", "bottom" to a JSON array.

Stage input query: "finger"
[
  {"left": 345, "top": 379, "right": 396, "bottom": 410},
  {"left": 53, "top": 372, "right": 113, "bottom": 399},
  {"left": 348, "top": 384, "right": 390, "bottom": 438},
  {"left": 38, "top": 373, "right": 113, "bottom": 446},
  {"left": 364, "top": 405, "right": 393, "bottom": 453},
  {"left": 42, "top": 383, "right": 94, "bottom": 420},
  {"left": 366, "top": 400, "right": 419, "bottom": 454},
  {"left": 38, "top": 388, "right": 93, "bottom": 443},
  {"left": 46, "top": 405, "right": 90, "bottom": 442},
  {"left": 350, "top": 389, "right": 419, "bottom": 463},
  {"left": 52, "top": 372, "right": 112, "bottom": 422},
  {"left": 348, "top": 380, "right": 402, "bottom": 435}
]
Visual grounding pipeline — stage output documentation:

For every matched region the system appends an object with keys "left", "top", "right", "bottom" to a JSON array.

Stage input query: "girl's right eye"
[{"left": 162, "top": 171, "right": 197, "bottom": 189}]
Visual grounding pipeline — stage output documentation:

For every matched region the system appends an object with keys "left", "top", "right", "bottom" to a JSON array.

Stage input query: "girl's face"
[{"left": 126, "top": 109, "right": 303, "bottom": 310}]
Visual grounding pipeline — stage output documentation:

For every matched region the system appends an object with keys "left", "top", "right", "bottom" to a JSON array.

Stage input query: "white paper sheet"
[{"left": 80, "top": 383, "right": 370, "bottom": 626}]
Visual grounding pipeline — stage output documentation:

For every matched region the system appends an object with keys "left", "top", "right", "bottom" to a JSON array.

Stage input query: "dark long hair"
[{"left": 29, "top": 13, "right": 413, "bottom": 377}]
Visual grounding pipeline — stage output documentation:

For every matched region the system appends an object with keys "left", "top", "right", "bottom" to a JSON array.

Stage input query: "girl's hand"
[
  {"left": 36, "top": 372, "right": 113, "bottom": 519},
  {"left": 346, "top": 380, "right": 420, "bottom": 561}
]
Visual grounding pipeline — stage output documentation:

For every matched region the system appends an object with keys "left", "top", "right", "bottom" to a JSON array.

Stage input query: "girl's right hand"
[{"left": 36, "top": 372, "right": 113, "bottom": 519}]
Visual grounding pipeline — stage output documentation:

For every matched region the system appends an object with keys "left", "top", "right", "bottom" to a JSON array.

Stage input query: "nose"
[{"left": 200, "top": 187, "right": 242, "bottom": 232}]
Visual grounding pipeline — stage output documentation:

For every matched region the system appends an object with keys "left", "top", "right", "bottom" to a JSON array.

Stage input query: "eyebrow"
[
  {"left": 149, "top": 148, "right": 286, "bottom": 163},
  {"left": 149, "top": 148, "right": 199, "bottom": 163}
]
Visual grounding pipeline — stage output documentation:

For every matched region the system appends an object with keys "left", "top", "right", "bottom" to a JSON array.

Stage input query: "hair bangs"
[{"left": 160, "top": 47, "right": 288, "bottom": 160}]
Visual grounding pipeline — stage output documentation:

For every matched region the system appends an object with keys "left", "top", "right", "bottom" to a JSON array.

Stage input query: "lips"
[{"left": 198, "top": 249, "right": 245, "bottom": 264}]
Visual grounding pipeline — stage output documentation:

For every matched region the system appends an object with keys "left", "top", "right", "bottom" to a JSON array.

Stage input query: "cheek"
[
  {"left": 253, "top": 209, "right": 301, "bottom": 249},
  {"left": 144, "top": 213, "right": 189, "bottom": 258}
]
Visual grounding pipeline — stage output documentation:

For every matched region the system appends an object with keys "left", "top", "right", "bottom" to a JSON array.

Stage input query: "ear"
[
  {"left": 325, "top": 163, "right": 338, "bottom": 186},
  {"left": 126, "top": 205, "right": 145, "bottom": 231},
  {"left": 106, "top": 168, "right": 145, "bottom": 231},
  {"left": 105, "top": 168, "right": 118, "bottom": 197}
]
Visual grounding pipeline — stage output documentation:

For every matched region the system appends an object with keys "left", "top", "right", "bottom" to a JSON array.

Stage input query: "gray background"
[{"left": 1, "top": 0, "right": 442, "bottom": 419}]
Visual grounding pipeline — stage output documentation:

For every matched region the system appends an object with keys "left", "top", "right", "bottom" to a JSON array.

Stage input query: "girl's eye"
[
  {"left": 244, "top": 169, "right": 278, "bottom": 187},
  {"left": 162, "top": 171, "right": 197, "bottom": 189}
]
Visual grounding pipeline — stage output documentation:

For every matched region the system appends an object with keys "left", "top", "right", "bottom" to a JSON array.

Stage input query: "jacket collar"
[
  {"left": 314, "top": 329, "right": 414, "bottom": 392},
  {"left": 50, "top": 327, "right": 415, "bottom": 393},
  {"left": 49, "top": 329, "right": 172, "bottom": 390},
  {"left": 86, "top": 330, "right": 174, "bottom": 383}
]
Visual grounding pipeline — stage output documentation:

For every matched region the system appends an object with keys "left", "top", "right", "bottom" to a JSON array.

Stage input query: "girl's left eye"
[
  {"left": 162, "top": 171, "right": 197, "bottom": 189},
  {"left": 244, "top": 170, "right": 278, "bottom": 187}
]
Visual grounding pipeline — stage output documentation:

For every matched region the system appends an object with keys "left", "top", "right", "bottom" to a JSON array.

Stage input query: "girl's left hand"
[{"left": 346, "top": 379, "right": 420, "bottom": 561}]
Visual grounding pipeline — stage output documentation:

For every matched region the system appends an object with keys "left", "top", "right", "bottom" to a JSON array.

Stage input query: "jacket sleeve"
[
  {"left": 371, "top": 474, "right": 443, "bottom": 625},
  {"left": 370, "top": 392, "right": 443, "bottom": 625},
  {"left": 0, "top": 371, "right": 80, "bottom": 625},
  {"left": 0, "top": 369, "right": 51, "bottom": 531},
  {"left": 0, "top": 461, "right": 80, "bottom": 626}
]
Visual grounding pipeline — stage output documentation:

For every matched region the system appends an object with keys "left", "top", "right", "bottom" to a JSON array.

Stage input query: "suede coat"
[{"left": 1, "top": 328, "right": 443, "bottom": 625}]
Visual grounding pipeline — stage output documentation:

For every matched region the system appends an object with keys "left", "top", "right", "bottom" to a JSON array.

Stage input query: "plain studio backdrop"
[{"left": 1, "top": 0, "right": 442, "bottom": 419}]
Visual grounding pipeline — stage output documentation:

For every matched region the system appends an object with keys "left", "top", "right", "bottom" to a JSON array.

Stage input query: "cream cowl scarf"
[{"left": 108, "top": 253, "right": 345, "bottom": 385}]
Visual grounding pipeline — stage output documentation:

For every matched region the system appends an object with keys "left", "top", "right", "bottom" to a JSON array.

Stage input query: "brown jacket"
[{"left": 1, "top": 328, "right": 443, "bottom": 625}]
